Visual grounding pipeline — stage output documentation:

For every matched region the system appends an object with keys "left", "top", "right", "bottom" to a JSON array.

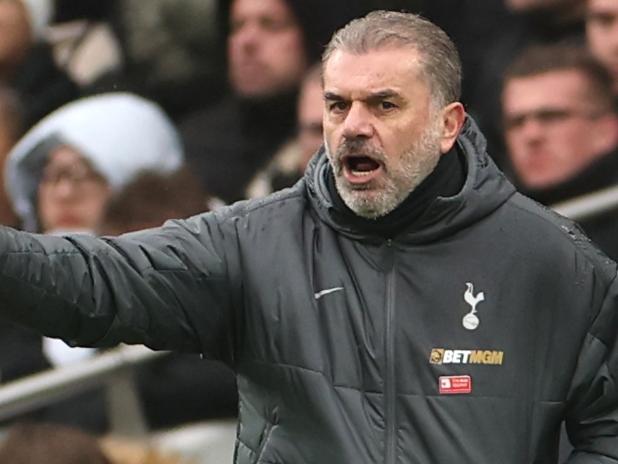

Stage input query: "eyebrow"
[{"left": 323, "top": 89, "right": 401, "bottom": 102}]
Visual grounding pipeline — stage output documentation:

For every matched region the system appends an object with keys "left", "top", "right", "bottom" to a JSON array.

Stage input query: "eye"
[
  {"left": 328, "top": 100, "right": 349, "bottom": 113},
  {"left": 380, "top": 101, "right": 397, "bottom": 111}
]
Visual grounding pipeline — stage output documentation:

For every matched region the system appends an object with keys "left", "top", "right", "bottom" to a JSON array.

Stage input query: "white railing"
[
  {"left": 0, "top": 344, "right": 166, "bottom": 437},
  {"left": 551, "top": 185, "right": 618, "bottom": 221}
]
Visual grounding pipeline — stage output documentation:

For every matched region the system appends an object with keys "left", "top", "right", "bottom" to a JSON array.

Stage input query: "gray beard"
[{"left": 326, "top": 120, "right": 443, "bottom": 219}]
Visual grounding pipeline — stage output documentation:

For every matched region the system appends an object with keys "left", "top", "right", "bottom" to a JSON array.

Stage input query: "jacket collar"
[{"left": 305, "top": 117, "right": 516, "bottom": 244}]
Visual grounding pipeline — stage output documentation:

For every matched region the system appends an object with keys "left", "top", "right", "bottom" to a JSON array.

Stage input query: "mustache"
[{"left": 334, "top": 138, "right": 386, "bottom": 162}]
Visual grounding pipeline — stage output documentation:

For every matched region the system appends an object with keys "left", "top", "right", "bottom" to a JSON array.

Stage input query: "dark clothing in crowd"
[
  {"left": 419, "top": 0, "right": 511, "bottom": 106},
  {"left": 520, "top": 148, "right": 618, "bottom": 262},
  {"left": 53, "top": 0, "right": 116, "bottom": 22},
  {"left": 181, "top": 92, "right": 299, "bottom": 204},
  {"left": 0, "top": 119, "right": 615, "bottom": 462},
  {"left": 11, "top": 43, "right": 80, "bottom": 130},
  {"left": 0, "top": 320, "right": 108, "bottom": 433}
]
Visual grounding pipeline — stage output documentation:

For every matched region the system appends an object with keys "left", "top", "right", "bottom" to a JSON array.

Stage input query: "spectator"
[
  {"left": 0, "top": 422, "right": 111, "bottom": 464},
  {"left": 5, "top": 91, "right": 237, "bottom": 431},
  {"left": 586, "top": 0, "right": 618, "bottom": 96},
  {"left": 52, "top": 0, "right": 224, "bottom": 120},
  {"left": 468, "top": 0, "right": 586, "bottom": 170},
  {"left": 180, "top": 0, "right": 371, "bottom": 204},
  {"left": 0, "top": 0, "right": 79, "bottom": 129},
  {"left": 2, "top": 92, "right": 184, "bottom": 432},
  {"left": 246, "top": 63, "right": 324, "bottom": 197},
  {"left": 6, "top": 92, "right": 183, "bottom": 233},
  {"left": 296, "top": 64, "right": 325, "bottom": 171},
  {"left": 502, "top": 44, "right": 618, "bottom": 262},
  {"left": 98, "top": 168, "right": 210, "bottom": 235}
]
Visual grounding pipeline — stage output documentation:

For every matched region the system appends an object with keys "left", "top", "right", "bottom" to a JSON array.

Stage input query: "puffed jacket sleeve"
[
  {"left": 0, "top": 211, "right": 240, "bottom": 364},
  {"left": 564, "top": 272, "right": 618, "bottom": 463}
]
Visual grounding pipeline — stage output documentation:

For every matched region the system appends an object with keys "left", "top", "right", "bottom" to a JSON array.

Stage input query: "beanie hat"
[
  {"left": 20, "top": 0, "right": 54, "bottom": 40},
  {"left": 5, "top": 92, "right": 184, "bottom": 231}
]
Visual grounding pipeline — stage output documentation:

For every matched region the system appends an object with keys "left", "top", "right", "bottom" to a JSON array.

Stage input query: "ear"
[{"left": 439, "top": 102, "right": 466, "bottom": 154}]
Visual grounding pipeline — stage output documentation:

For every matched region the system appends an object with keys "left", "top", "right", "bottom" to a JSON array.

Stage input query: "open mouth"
[{"left": 342, "top": 155, "right": 383, "bottom": 184}]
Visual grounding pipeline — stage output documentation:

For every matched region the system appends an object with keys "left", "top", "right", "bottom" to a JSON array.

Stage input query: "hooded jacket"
[{"left": 0, "top": 119, "right": 616, "bottom": 463}]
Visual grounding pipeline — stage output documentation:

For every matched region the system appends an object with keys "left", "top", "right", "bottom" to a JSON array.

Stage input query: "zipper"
[{"left": 384, "top": 240, "right": 397, "bottom": 464}]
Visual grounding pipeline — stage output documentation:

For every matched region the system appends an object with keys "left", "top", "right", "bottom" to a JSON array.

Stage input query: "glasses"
[
  {"left": 40, "top": 165, "right": 106, "bottom": 189},
  {"left": 503, "top": 107, "right": 606, "bottom": 131}
]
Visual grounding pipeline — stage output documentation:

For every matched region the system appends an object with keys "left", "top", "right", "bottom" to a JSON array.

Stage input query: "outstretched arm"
[{"left": 0, "top": 211, "right": 239, "bottom": 361}]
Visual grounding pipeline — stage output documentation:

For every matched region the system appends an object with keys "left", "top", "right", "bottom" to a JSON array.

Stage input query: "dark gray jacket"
[{"left": 0, "top": 120, "right": 616, "bottom": 463}]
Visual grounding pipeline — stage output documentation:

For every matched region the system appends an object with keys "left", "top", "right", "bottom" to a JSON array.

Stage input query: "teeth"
[{"left": 351, "top": 170, "right": 374, "bottom": 177}]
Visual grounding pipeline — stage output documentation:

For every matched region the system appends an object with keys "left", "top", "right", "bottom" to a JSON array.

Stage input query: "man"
[
  {"left": 245, "top": 64, "right": 324, "bottom": 198},
  {"left": 180, "top": 0, "right": 369, "bottom": 204},
  {"left": 502, "top": 44, "right": 618, "bottom": 260},
  {"left": 0, "top": 11, "right": 616, "bottom": 463},
  {"left": 586, "top": 0, "right": 618, "bottom": 95},
  {"left": 467, "top": 0, "right": 586, "bottom": 170}
]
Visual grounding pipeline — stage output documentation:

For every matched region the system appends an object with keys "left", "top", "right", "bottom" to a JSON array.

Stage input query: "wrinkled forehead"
[{"left": 322, "top": 47, "right": 428, "bottom": 97}]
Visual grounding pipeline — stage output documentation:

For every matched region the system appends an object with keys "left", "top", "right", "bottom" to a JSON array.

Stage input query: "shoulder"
[
  {"left": 214, "top": 183, "right": 307, "bottom": 225},
  {"left": 505, "top": 192, "right": 617, "bottom": 279}
]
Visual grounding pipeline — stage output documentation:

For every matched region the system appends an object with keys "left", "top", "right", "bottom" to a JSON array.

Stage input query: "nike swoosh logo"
[{"left": 314, "top": 287, "right": 344, "bottom": 300}]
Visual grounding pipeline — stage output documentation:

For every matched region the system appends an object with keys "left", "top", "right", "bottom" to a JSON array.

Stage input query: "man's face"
[
  {"left": 322, "top": 48, "right": 447, "bottom": 219},
  {"left": 297, "top": 76, "right": 324, "bottom": 169},
  {"left": 587, "top": 0, "right": 618, "bottom": 93},
  {"left": 228, "top": 0, "right": 308, "bottom": 98},
  {"left": 502, "top": 69, "right": 616, "bottom": 189}
]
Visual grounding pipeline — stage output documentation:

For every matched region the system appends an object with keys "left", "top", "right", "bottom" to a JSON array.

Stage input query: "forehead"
[
  {"left": 45, "top": 145, "right": 87, "bottom": 167},
  {"left": 323, "top": 48, "right": 427, "bottom": 98},
  {"left": 503, "top": 70, "right": 593, "bottom": 111},
  {"left": 588, "top": 0, "right": 618, "bottom": 14},
  {"left": 231, "top": 0, "right": 295, "bottom": 21}
]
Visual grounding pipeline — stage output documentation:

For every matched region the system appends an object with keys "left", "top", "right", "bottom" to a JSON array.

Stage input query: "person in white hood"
[
  {"left": 5, "top": 92, "right": 184, "bottom": 234},
  {"left": 5, "top": 92, "right": 184, "bottom": 369}
]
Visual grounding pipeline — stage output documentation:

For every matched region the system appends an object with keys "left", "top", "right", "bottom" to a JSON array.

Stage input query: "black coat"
[
  {"left": 0, "top": 119, "right": 616, "bottom": 462},
  {"left": 11, "top": 43, "right": 80, "bottom": 130}
]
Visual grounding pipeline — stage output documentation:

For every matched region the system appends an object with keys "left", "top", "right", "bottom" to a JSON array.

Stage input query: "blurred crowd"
[{"left": 0, "top": 0, "right": 616, "bottom": 461}]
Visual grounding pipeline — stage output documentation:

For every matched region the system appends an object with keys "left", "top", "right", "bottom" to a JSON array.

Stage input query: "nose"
[
  {"left": 51, "top": 178, "right": 79, "bottom": 199},
  {"left": 231, "top": 22, "right": 260, "bottom": 51},
  {"left": 518, "top": 116, "right": 545, "bottom": 143},
  {"left": 342, "top": 103, "right": 374, "bottom": 140}
]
